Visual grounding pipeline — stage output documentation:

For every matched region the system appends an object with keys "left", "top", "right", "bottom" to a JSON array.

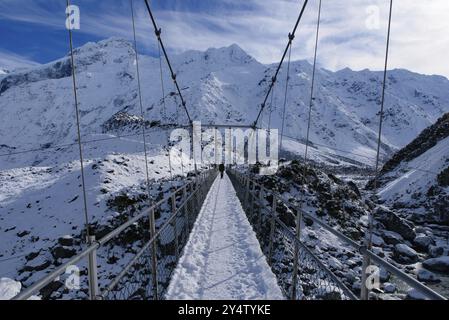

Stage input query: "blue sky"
[{"left": 1, "top": 0, "right": 448, "bottom": 77}]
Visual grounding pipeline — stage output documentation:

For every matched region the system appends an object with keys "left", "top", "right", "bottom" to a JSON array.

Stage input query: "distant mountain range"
[{"left": 1, "top": 38, "right": 449, "bottom": 167}]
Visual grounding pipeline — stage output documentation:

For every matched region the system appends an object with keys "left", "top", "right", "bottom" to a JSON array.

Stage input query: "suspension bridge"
[{"left": 9, "top": 0, "right": 448, "bottom": 300}]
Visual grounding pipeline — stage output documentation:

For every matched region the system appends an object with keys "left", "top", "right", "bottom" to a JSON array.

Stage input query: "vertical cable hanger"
[
  {"left": 303, "top": 0, "right": 322, "bottom": 170},
  {"left": 157, "top": 41, "right": 167, "bottom": 122},
  {"left": 361, "top": 0, "right": 394, "bottom": 300},
  {"left": 291, "top": 0, "right": 322, "bottom": 300},
  {"left": 130, "top": 0, "right": 152, "bottom": 201},
  {"left": 279, "top": 43, "right": 292, "bottom": 152},
  {"left": 172, "top": 82, "right": 185, "bottom": 175},
  {"left": 268, "top": 84, "right": 275, "bottom": 133},
  {"left": 153, "top": 20, "right": 173, "bottom": 179},
  {"left": 66, "top": 0, "right": 90, "bottom": 239}
]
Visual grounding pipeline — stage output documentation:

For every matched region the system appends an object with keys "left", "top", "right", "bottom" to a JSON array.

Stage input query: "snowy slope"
[
  {"left": 166, "top": 173, "right": 284, "bottom": 300},
  {"left": 375, "top": 113, "right": 449, "bottom": 223},
  {"left": 378, "top": 136, "right": 449, "bottom": 203}
]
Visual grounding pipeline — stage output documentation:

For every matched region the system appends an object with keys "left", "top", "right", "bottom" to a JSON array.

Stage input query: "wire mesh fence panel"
[
  {"left": 102, "top": 248, "right": 154, "bottom": 300},
  {"left": 155, "top": 218, "right": 178, "bottom": 297},
  {"left": 268, "top": 220, "right": 295, "bottom": 297},
  {"left": 293, "top": 244, "right": 354, "bottom": 300},
  {"left": 257, "top": 208, "right": 272, "bottom": 256}
]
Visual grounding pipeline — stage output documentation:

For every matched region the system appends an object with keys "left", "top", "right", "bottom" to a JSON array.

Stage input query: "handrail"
[
  {"left": 13, "top": 244, "right": 99, "bottom": 300},
  {"left": 228, "top": 169, "right": 447, "bottom": 300},
  {"left": 13, "top": 170, "right": 216, "bottom": 300}
]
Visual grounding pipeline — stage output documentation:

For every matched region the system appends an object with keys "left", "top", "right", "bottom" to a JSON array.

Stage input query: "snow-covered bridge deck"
[{"left": 165, "top": 173, "right": 284, "bottom": 300}]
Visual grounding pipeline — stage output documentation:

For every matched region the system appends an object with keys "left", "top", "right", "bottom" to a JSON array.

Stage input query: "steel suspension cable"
[
  {"left": 155, "top": 31, "right": 173, "bottom": 179},
  {"left": 361, "top": 0, "right": 394, "bottom": 300},
  {"left": 171, "top": 82, "right": 186, "bottom": 175},
  {"left": 374, "top": 0, "right": 394, "bottom": 192},
  {"left": 157, "top": 41, "right": 167, "bottom": 121},
  {"left": 166, "top": 129, "right": 173, "bottom": 179},
  {"left": 268, "top": 83, "right": 275, "bottom": 132},
  {"left": 279, "top": 44, "right": 292, "bottom": 151},
  {"left": 302, "top": 0, "right": 322, "bottom": 169},
  {"left": 253, "top": 0, "right": 309, "bottom": 128},
  {"left": 66, "top": 0, "right": 90, "bottom": 239},
  {"left": 143, "top": 0, "right": 192, "bottom": 124},
  {"left": 291, "top": 0, "right": 322, "bottom": 299},
  {"left": 130, "top": 0, "right": 152, "bottom": 201}
]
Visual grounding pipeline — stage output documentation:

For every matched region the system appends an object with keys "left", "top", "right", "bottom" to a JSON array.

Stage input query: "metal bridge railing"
[
  {"left": 13, "top": 170, "right": 217, "bottom": 300},
  {"left": 228, "top": 169, "right": 446, "bottom": 301}
]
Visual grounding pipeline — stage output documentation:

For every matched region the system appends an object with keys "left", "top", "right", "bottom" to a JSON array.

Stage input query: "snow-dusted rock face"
[
  {"left": 1, "top": 38, "right": 449, "bottom": 165},
  {"left": 374, "top": 113, "right": 449, "bottom": 224}
]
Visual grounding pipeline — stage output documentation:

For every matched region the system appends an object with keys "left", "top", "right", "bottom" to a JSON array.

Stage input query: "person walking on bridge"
[{"left": 219, "top": 163, "right": 225, "bottom": 179}]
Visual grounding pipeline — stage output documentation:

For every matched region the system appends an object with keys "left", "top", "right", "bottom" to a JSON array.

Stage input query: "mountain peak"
[
  {"left": 202, "top": 43, "right": 255, "bottom": 65},
  {"left": 72, "top": 37, "right": 134, "bottom": 58}
]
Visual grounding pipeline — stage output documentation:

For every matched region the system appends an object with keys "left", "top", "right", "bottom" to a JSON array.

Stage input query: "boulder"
[
  {"left": 327, "top": 256, "right": 343, "bottom": 270},
  {"left": 376, "top": 207, "right": 416, "bottom": 241},
  {"left": 413, "top": 234, "right": 434, "bottom": 252},
  {"left": 406, "top": 289, "right": 427, "bottom": 300},
  {"left": 383, "top": 282, "right": 396, "bottom": 293},
  {"left": 58, "top": 235, "right": 74, "bottom": 247},
  {"left": 16, "top": 230, "right": 31, "bottom": 238},
  {"left": 23, "top": 256, "right": 52, "bottom": 272},
  {"left": 381, "top": 230, "right": 403, "bottom": 245},
  {"left": 417, "top": 268, "right": 441, "bottom": 283},
  {"left": 428, "top": 245, "right": 444, "bottom": 258},
  {"left": 25, "top": 250, "right": 41, "bottom": 261},
  {"left": 347, "top": 181, "right": 361, "bottom": 197},
  {"left": 51, "top": 246, "right": 77, "bottom": 260},
  {"left": 371, "top": 234, "right": 385, "bottom": 247},
  {"left": 393, "top": 244, "right": 419, "bottom": 264},
  {"left": 422, "top": 257, "right": 449, "bottom": 274},
  {"left": 379, "top": 268, "right": 391, "bottom": 283}
]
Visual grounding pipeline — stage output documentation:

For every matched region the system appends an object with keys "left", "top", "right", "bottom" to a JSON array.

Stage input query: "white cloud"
[
  {"left": 1, "top": 0, "right": 448, "bottom": 77},
  {"left": 0, "top": 50, "right": 40, "bottom": 71}
]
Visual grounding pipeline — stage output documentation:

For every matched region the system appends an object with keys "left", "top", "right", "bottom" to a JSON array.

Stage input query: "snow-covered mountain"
[
  {"left": 1, "top": 38, "right": 449, "bottom": 167},
  {"left": 374, "top": 113, "right": 449, "bottom": 224}
]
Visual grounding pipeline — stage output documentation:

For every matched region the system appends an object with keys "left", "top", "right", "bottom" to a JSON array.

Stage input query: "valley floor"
[{"left": 165, "top": 173, "right": 284, "bottom": 300}]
